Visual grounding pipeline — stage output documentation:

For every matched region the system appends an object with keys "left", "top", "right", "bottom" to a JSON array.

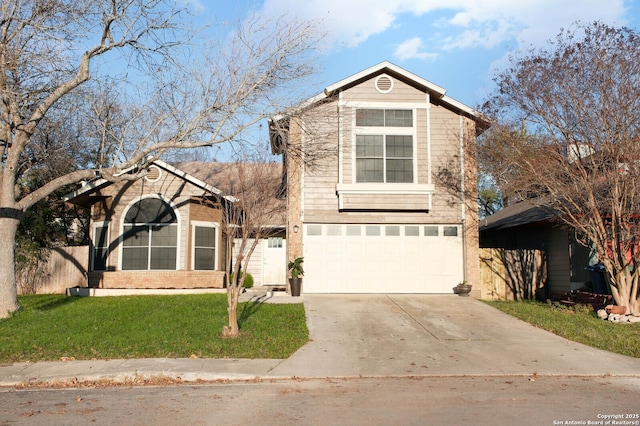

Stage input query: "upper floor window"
[
  {"left": 356, "top": 109, "right": 413, "bottom": 127},
  {"left": 355, "top": 108, "right": 414, "bottom": 183},
  {"left": 122, "top": 197, "right": 177, "bottom": 270}
]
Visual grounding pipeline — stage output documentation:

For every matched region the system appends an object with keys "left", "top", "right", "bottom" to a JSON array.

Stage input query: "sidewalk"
[{"left": 2, "top": 294, "right": 640, "bottom": 386}]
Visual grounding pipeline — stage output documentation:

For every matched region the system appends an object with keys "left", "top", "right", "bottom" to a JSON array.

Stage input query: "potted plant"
[
  {"left": 288, "top": 257, "right": 304, "bottom": 297},
  {"left": 456, "top": 280, "right": 472, "bottom": 296}
]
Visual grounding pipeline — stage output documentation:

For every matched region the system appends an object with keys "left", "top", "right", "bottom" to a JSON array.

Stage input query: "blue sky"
[{"left": 188, "top": 0, "right": 639, "bottom": 110}]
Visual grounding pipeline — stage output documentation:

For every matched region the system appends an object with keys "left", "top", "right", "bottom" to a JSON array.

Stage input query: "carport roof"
[{"left": 479, "top": 201, "right": 556, "bottom": 231}]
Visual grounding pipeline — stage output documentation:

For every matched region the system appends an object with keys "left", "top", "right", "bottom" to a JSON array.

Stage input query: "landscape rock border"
[{"left": 596, "top": 308, "right": 640, "bottom": 323}]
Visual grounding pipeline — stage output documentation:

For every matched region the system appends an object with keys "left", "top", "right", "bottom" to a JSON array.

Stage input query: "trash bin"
[{"left": 585, "top": 263, "right": 607, "bottom": 294}]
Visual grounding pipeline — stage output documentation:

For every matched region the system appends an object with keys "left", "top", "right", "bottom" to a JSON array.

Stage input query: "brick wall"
[{"left": 88, "top": 270, "right": 225, "bottom": 289}]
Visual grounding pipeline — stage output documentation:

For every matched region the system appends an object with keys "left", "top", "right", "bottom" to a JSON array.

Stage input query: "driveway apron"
[{"left": 268, "top": 295, "right": 640, "bottom": 378}]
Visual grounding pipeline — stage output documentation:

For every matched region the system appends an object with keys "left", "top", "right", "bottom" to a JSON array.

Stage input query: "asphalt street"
[{"left": 1, "top": 376, "right": 639, "bottom": 425}]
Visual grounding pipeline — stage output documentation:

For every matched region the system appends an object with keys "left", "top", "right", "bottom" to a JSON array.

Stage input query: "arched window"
[{"left": 122, "top": 198, "right": 177, "bottom": 270}]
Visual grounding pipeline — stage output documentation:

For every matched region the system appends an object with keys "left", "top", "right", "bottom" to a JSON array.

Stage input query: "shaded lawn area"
[
  {"left": 0, "top": 294, "right": 308, "bottom": 364},
  {"left": 484, "top": 300, "right": 640, "bottom": 358}
]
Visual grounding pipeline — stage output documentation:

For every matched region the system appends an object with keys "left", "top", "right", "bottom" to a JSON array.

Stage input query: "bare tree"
[
  {"left": 0, "top": 0, "right": 319, "bottom": 317},
  {"left": 481, "top": 22, "right": 640, "bottom": 315},
  {"left": 215, "top": 158, "right": 285, "bottom": 338}
]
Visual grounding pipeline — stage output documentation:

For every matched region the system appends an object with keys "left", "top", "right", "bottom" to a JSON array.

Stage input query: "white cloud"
[
  {"left": 394, "top": 37, "right": 439, "bottom": 61},
  {"left": 260, "top": 0, "right": 411, "bottom": 48},
  {"left": 259, "top": 0, "right": 629, "bottom": 52},
  {"left": 439, "top": 18, "right": 519, "bottom": 50}
]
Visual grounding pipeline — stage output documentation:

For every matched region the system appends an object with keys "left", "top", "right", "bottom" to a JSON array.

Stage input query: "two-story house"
[
  {"left": 270, "top": 61, "right": 488, "bottom": 295},
  {"left": 63, "top": 62, "right": 487, "bottom": 296}
]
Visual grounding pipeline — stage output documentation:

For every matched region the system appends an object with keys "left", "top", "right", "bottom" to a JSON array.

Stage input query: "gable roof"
[
  {"left": 269, "top": 61, "right": 490, "bottom": 153},
  {"left": 274, "top": 61, "right": 488, "bottom": 124},
  {"left": 323, "top": 61, "right": 447, "bottom": 99},
  {"left": 64, "top": 161, "right": 286, "bottom": 226},
  {"left": 64, "top": 160, "right": 239, "bottom": 207}
]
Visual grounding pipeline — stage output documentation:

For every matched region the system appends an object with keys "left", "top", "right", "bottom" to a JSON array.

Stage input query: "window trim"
[
  {"left": 355, "top": 134, "right": 414, "bottom": 183},
  {"left": 353, "top": 108, "right": 417, "bottom": 184},
  {"left": 119, "top": 195, "right": 180, "bottom": 271},
  {"left": 92, "top": 221, "right": 109, "bottom": 271},
  {"left": 191, "top": 221, "right": 219, "bottom": 271},
  {"left": 267, "top": 237, "right": 284, "bottom": 248}
]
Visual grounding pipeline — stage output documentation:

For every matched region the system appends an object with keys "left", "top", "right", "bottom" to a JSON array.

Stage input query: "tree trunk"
[
  {"left": 222, "top": 292, "right": 240, "bottom": 338},
  {"left": 610, "top": 268, "right": 640, "bottom": 316},
  {"left": 0, "top": 216, "right": 20, "bottom": 318},
  {"left": 222, "top": 265, "right": 241, "bottom": 338}
]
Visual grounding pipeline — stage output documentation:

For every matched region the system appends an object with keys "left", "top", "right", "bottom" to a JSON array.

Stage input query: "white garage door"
[{"left": 302, "top": 224, "right": 464, "bottom": 293}]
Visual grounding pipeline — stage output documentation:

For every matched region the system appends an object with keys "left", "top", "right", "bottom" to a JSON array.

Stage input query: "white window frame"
[
  {"left": 191, "top": 221, "right": 219, "bottom": 271},
  {"left": 353, "top": 108, "right": 417, "bottom": 184},
  {"left": 119, "top": 195, "right": 180, "bottom": 271},
  {"left": 336, "top": 102, "right": 435, "bottom": 208},
  {"left": 92, "top": 221, "right": 110, "bottom": 271},
  {"left": 267, "top": 237, "right": 283, "bottom": 249},
  {"left": 355, "top": 133, "right": 415, "bottom": 183}
]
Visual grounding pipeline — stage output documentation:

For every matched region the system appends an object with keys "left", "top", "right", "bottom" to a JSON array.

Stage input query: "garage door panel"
[{"left": 303, "top": 224, "right": 463, "bottom": 293}]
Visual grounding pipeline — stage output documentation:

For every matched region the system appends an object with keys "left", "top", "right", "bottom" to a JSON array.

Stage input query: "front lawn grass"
[
  {"left": 0, "top": 294, "right": 308, "bottom": 363},
  {"left": 484, "top": 300, "right": 640, "bottom": 358}
]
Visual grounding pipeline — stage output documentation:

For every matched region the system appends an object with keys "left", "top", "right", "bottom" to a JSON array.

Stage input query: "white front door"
[{"left": 262, "top": 237, "right": 286, "bottom": 285}]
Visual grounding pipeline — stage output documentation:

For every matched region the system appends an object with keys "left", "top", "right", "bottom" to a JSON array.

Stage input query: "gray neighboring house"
[{"left": 479, "top": 201, "right": 593, "bottom": 298}]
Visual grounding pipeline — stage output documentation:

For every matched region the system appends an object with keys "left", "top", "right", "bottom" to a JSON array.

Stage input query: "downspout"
[
  {"left": 459, "top": 115, "right": 467, "bottom": 283},
  {"left": 338, "top": 91, "right": 344, "bottom": 210},
  {"left": 338, "top": 91, "right": 343, "bottom": 186},
  {"left": 426, "top": 93, "right": 432, "bottom": 211}
]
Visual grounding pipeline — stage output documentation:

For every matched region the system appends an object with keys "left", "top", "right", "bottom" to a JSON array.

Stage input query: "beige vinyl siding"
[
  {"left": 416, "top": 108, "right": 428, "bottom": 185},
  {"left": 301, "top": 76, "right": 469, "bottom": 225},
  {"left": 339, "top": 194, "right": 429, "bottom": 211},
  {"left": 341, "top": 76, "right": 427, "bottom": 104},
  {"left": 233, "top": 238, "right": 263, "bottom": 285},
  {"left": 341, "top": 107, "right": 353, "bottom": 184},
  {"left": 429, "top": 104, "right": 467, "bottom": 222},
  {"left": 302, "top": 100, "right": 341, "bottom": 219},
  {"left": 303, "top": 170, "right": 340, "bottom": 215}
]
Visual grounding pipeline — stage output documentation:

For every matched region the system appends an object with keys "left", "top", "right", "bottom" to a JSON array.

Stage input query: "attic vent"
[
  {"left": 375, "top": 75, "right": 393, "bottom": 93},
  {"left": 145, "top": 165, "right": 162, "bottom": 182}
]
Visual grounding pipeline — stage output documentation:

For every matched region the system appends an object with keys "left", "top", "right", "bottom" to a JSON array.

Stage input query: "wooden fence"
[
  {"left": 17, "top": 246, "right": 88, "bottom": 294},
  {"left": 479, "top": 248, "right": 548, "bottom": 301}
]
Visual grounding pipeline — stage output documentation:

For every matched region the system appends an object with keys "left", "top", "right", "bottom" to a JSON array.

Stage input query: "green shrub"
[{"left": 230, "top": 272, "right": 254, "bottom": 288}]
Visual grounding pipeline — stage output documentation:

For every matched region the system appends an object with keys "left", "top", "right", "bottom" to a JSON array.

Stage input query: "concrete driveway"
[{"left": 269, "top": 294, "right": 640, "bottom": 377}]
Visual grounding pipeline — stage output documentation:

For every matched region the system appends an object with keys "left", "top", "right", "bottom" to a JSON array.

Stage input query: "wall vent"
[
  {"left": 145, "top": 165, "right": 162, "bottom": 182},
  {"left": 375, "top": 75, "right": 393, "bottom": 93}
]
